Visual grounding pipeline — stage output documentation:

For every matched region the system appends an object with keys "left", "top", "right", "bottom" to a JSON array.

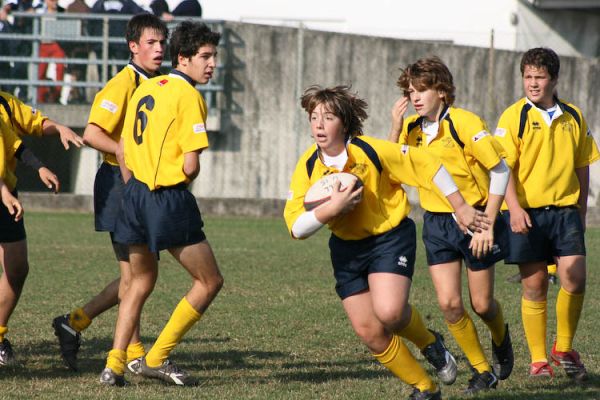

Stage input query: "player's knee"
[
  {"left": 374, "top": 305, "right": 406, "bottom": 331},
  {"left": 438, "top": 297, "right": 464, "bottom": 321},
  {"left": 201, "top": 273, "right": 223, "bottom": 298},
  {"left": 5, "top": 260, "right": 29, "bottom": 286},
  {"left": 521, "top": 284, "right": 547, "bottom": 301},
  {"left": 353, "top": 324, "right": 385, "bottom": 350},
  {"left": 470, "top": 297, "right": 493, "bottom": 319}
]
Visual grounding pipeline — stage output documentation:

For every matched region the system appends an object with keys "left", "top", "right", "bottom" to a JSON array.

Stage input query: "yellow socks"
[
  {"left": 555, "top": 287, "right": 584, "bottom": 352},
  {"left": 446, "top": 313, "right": 490, "bottom": 373},
  {"left": 145, "top": 297, "right": 202, "bottom": 368},
  {"left": 0, "top": 326, "right": 7, "bottom": 342},
  {"left": 106, "top": 349, "right": 126, "bottom": 375},
  {"left": 126, "top": 341, "right": 146, "bottom": 363},
  {"left": 482, "top": 300, "right": 507, "bottom": 346},
  {"left": 521, "top": 297, "right": 548, "bottom": 363},
  {"left": 373, "top": 334, "right": 437, "bottom": 393},
  {"left": 397, "top": 306, "right": 436, "bottom": 350},
  {"left": 69, "top": 307, "right": 92, "bottom": 332}
]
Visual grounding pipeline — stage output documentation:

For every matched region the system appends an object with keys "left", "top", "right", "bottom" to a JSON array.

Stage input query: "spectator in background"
[
  {"left": 1, "top": 0, "right": 34, "bottom": 100},
  {"left": 89, "top": 0, "right": 147, "bottom": 67},
  {"left": 35, "top": 0, "right": 66, "bottom": 103},
  {"left": 150, "top": 0, "right": 201, "bottom": 21}
]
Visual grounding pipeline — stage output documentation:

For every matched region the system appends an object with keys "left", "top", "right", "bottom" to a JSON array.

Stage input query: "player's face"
[
  {"left": 407, "top": 83, "right": 445, "bottom": 122},
  {"left": 522, "top": 65, "right": 557, "bottom": 109},
  {"left": 130, "top": 28, "right": 166, "bottom": 74},
  {"left": 179, "top": 45, "right": 218, "bottom": 84},
  {"left": 310, "top": 103, "right": 346, "bottom": 156}
]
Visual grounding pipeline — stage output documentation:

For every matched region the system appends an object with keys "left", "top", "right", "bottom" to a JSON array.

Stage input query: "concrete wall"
[
  {"left": 516, "top": 1, "right": 600, "bottom": 58},
  {"left": 191, "top": 22, "right": 600, "bottom": 208},
  {"left": 31, "top": 21, "right": 600, "bottom": 213}
]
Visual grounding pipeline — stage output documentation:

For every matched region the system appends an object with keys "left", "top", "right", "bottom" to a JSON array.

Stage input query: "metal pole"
[
  {"left": 487, "top": 28, "right": 495, "bottom": 125},
  {"left": 30, "top": 17, "right": 40, "bottom": 105},
  {"left": 294, "top": 22, "right": 305, "bottom": 159},
  {"left": 102, "top": 16, "right": 109, "bottom": 84}
]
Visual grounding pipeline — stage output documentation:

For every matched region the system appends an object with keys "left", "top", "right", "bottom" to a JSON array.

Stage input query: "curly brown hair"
[
  {"left": 396, "top": 56, "right": 455, "bottom": 106},
  {"left": 520, "top": 47, "right": 560, "bottom": 80},
  {"left": 300, "top": 85, "right": 368, "bottom": 137}
]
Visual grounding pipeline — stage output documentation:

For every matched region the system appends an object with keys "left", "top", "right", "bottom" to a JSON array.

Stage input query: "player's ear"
[
  {"left": 128, "top": 41, "right": 138, "bottom": 56},
  {"left": 177, "top": 54, "right": 188, "bottom": 67}
]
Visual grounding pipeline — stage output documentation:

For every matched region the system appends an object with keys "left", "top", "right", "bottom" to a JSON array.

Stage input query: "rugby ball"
[{"left": 304, "top": 172, "right": 363, "bottom": 211}]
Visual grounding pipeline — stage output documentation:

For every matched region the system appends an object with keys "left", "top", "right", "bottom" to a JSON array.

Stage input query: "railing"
[{"left": 0, "top": 12, "right": 226, "bottom": 107}]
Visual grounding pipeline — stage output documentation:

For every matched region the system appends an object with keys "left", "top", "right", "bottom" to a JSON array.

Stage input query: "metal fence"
[{"left": 0, "top": 12, "right": 226, "bottom": 107}]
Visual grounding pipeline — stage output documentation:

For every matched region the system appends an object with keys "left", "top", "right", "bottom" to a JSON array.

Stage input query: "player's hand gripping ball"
[{"left": 303, "top": 172, "right": 363, "bottom": 211}]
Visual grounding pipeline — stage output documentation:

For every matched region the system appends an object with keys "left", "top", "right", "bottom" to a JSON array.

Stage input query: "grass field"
[{"left": 1, "top": 212, "right": 599, "bottom": 399}]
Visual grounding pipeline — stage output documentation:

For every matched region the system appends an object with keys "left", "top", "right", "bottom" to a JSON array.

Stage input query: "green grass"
[{"left": 1, "top": 212, "right": 599, "bottom": 399}]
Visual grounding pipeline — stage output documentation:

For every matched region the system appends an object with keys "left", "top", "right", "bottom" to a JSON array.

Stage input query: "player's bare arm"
[
  {"left": 83, "top": 123, "right": 119, "bottom": 155},
  {"left": 183, "top": 151, "right": 201, "bottom": 181},
  {"left": 0, "top": 180, "right": 23, "bottom": 221},
  {"left": 575, "top": 166, "right": 589, "bottom": 232},
  {"left": 388, "top": 96, "right": 408, "bottom": 143},
  {"left": 116, "top": 138, "right": 132, "bottom": 183},
  {"left": 314, "top": 179, "right": 363, "bottom": 223},
  {"left": 504, "top": 171, "right": 531, "bottom": 234},
  {"left": 42, "top": 119, "right": 84, "bottom": 150}
]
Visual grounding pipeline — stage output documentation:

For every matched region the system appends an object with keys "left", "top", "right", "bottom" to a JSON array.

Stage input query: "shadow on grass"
[{"left": 1, "top": 337, "right": 388, "bottom": 385}]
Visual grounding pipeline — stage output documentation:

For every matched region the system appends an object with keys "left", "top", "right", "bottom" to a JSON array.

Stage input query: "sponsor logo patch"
[
  {"left": 193, "top": 123, "right": 206, "bottom": 133},
  {"left": 287, "top": 190, "right": 293, "bottom": 201},
  {"left": 401, "top": 144, "right": 409, "bottom": 155},
  {"left": 31, "top": 107, "right": 38, "bottom": 115},
  {"left": 158, "top": 79, "right": 169, "bottom": 86},
  {"left": 493, "top": 128, "right": 506, "bottom": 137},
  {"left": 587, "top": 128, "right": 593, "bottom": 137},
  {"left": 472, "top": 130, "right": 489, "bottom": 142},
  {"left": 100, "top": 99, "right": 118, "bottom": 114}
]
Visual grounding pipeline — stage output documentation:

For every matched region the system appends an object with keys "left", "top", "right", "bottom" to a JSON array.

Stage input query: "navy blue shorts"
[
  {"left": 113, "top": 177, "right": 206, "bottom": 253},
  {"left": 329, "top": 218, "right": 416, "bottom": 300},
  {"left": 94, "top": 162, "right": 124, "bottom": 232},
  {"left": 0, "top": 190, "right": 26, "bottom": 243},
  {"left": 502, "top": 206, "right": 585, "bottom": 264},
  {"left": 422, "top": 211, "right": 508, "bottom": 270}
]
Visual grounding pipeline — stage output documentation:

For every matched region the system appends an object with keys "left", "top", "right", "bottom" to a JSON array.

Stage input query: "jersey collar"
[
  {"left": 526, "top": 96, "right": 563, "bottom": 126},
  {"left": 169, "top": 69, "right": 196, "bottom": 86},
  {"left": 127, "top": 62, "right": 157, "bottom": 79}
]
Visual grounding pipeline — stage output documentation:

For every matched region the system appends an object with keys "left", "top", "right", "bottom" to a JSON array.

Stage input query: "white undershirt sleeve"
[
  {"left": 291, "top": 210, "right": 325, "bottom": 239},
  {"left": 489, "top": 159, "right": 510, "bottom": 196},
  {"left": 432, "top": 165, "right": 459, "bottom": 196}
]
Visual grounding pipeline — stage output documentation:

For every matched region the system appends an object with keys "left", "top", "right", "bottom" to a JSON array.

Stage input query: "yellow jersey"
[
  {"left": 284, "top": 135, "right": 442, "bottom": 240},
  {"left": 399, "top": 106, "right": 505, "bottom": 212},
  {"left": 495, "top": 97, "right": 600, "bottom": 208},
  {"left": 0, "top": 118, "right": 22, "bottom": 191},
  {"left": 122, "top": 70, "right": 209, "bottom": 191},
  {"left": 0, "top": 91, "right": 47, "bottom": 137},
  {"left": 87, "top": 63, "right": 156, "bottom": 166}
]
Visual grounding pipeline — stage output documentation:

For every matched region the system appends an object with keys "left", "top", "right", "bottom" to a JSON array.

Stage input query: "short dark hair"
[
  {"left": 520, "top": 47, "right": 560, "bottom": 80},
  {"left": 125, "top": 13, "right": 168, "bottom": 45},
  {"left": 397, "top": 56, "right": 456, "bottom": 105},
  {"left": 170, "top": 20, "right": 221, "bottom": 68},
  {"left": 300, "top": 85, "right": 368, "bottom": 138}
]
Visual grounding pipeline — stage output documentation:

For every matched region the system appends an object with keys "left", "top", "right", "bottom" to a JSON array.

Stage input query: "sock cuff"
[
  {"left": 180, "top": 297, "right": 202, "bottom": 321},
  {"left": 521, "top": 297, "right": 547, "bottom": 310},
  {"left": 106, "top": 349, "right": 127, "bottom": 375},
  {"left": 558, "top": 287, "right": 584, "bottom": 298},
  {"left": 0, "top": 326, "right": 7, "bottom": 336},
  {"left": 70, "top": 307, "right": 92, "bottom": 332},
  {"left": 373, "top": 334, "right": 399, "bottom": 364},
  {"left": 446, "top": 312, "right": 471, "bottom": 330}
]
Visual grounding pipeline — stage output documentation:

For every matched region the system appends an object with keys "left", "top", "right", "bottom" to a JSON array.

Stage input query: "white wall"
[{"left": 202, "top": 0, "right": 519, "bottom": 50}]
